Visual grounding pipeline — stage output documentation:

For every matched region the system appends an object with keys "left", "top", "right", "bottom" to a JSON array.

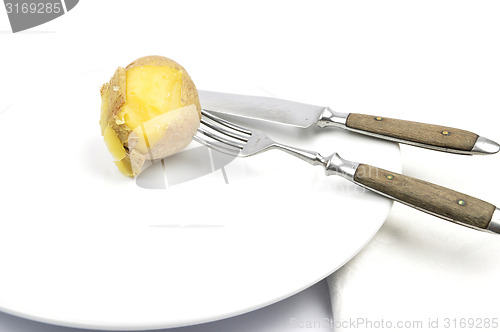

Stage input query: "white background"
[{"left": 1, "top": 1, "right": 500, "bottom": 331}]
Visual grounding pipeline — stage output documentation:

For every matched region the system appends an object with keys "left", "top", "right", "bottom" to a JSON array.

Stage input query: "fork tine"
[
  {"left": 201, "top": 109, "right": 252, "bottom": 135},
  {"left": 195, "top": 110, "right": 255, "bottom": 157},
  {"left": 201, "top": 118, "right": 249, "bottom": 143},
  {"left": 197, "top": 127, "right": 244, "bottom": 149},
  {"left": 193, "top": 134, "right": 240, "bottom": 156}
]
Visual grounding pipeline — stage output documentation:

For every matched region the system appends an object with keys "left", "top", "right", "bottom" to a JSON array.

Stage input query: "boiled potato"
[{"left": 100, "top": 56, "right": 201, "bottom": 177}]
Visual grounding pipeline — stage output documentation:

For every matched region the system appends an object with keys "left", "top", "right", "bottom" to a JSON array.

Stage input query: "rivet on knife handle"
[
  {"left": 318, "top": 109, "right": 500, "bottom": 155},
  {"left": 350, "top": 163, "right": 498, "bottom": 232}
]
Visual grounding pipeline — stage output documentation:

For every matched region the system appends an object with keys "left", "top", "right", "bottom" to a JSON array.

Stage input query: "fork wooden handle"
[
  {"left": 345, "top": 113, "right": 499, "bottom": 155},
  {"left": 353, "top": 164, "right": 499, "bottom": 232}
]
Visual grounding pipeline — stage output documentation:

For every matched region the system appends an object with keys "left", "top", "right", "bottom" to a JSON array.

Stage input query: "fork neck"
[
  {"left": 272, "top": 142, "right": 328, "bottom": 167},
  {"left": 324, "top": 153, "right": 360, "bottom": 180}
]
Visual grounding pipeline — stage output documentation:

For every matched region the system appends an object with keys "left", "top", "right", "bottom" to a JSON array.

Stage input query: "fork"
[{"left": 194, "top": 110, "right": 500, "bottom": 234}]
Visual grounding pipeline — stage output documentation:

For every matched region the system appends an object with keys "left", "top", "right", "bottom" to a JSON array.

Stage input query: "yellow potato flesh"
[
  {"left": 114, "top": 159, "right": 134, "bottom": 177},
  {"left": 120, "top": 65, "right": 184, "bottom": 131},
  {"left": 103, "top": 64, "right": 187, "bottom": 176},
  {"left": 103, "top": 125, "right": 127, "bottom": 161}
]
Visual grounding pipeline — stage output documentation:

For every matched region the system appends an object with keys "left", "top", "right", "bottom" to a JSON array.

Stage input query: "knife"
[{"left": 199, "top": 90, "right": 500, "bottom": 155}]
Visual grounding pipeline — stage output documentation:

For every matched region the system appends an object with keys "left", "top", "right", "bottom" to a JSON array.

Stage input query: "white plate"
[{"left": 0, "top": 71, "right": 400, "bottom": 330}]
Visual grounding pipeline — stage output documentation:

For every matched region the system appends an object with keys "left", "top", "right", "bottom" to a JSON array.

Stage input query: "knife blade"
[
  {"left": 199, "top": 90, "right": 326, "bottom": 128},
  {"left": 199, "top": 90, "right": 500, "bottom": 155}
]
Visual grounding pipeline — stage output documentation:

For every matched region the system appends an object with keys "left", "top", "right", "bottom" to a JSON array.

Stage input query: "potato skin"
[
  {"left": 100, "top": 56, "right": 202, "bottom": 176},
  {"left": 100, "top": 67, "right": 128, "bottom": 144}
]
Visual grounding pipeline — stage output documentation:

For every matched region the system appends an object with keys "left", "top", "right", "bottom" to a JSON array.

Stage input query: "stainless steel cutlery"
[
  {"left": 199, "top": 90, "right": 500, "bottom": 155},
  {"left": 194, "top": 110, "right": 499, "bottom": 234},
  {"left": 195, "top": 90, "right": 500, "bottom": 235}
]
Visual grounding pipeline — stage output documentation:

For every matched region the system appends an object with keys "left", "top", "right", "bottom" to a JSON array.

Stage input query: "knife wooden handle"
[
  {"left": 353, "top": 164, "right": 497, "bottom": 230},
  {"left": 345, "top": 113, "right": 485, "bottom": 154}
]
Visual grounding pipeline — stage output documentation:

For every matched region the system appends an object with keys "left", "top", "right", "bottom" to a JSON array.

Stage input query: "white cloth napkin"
[{"left": 328, "top": 145, "right": 500, "bottom": 332}]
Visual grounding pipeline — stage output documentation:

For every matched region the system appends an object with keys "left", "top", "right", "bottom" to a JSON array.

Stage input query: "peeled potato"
[{"left": 100, "top": 56, "right": 201, "bottom": 177}]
